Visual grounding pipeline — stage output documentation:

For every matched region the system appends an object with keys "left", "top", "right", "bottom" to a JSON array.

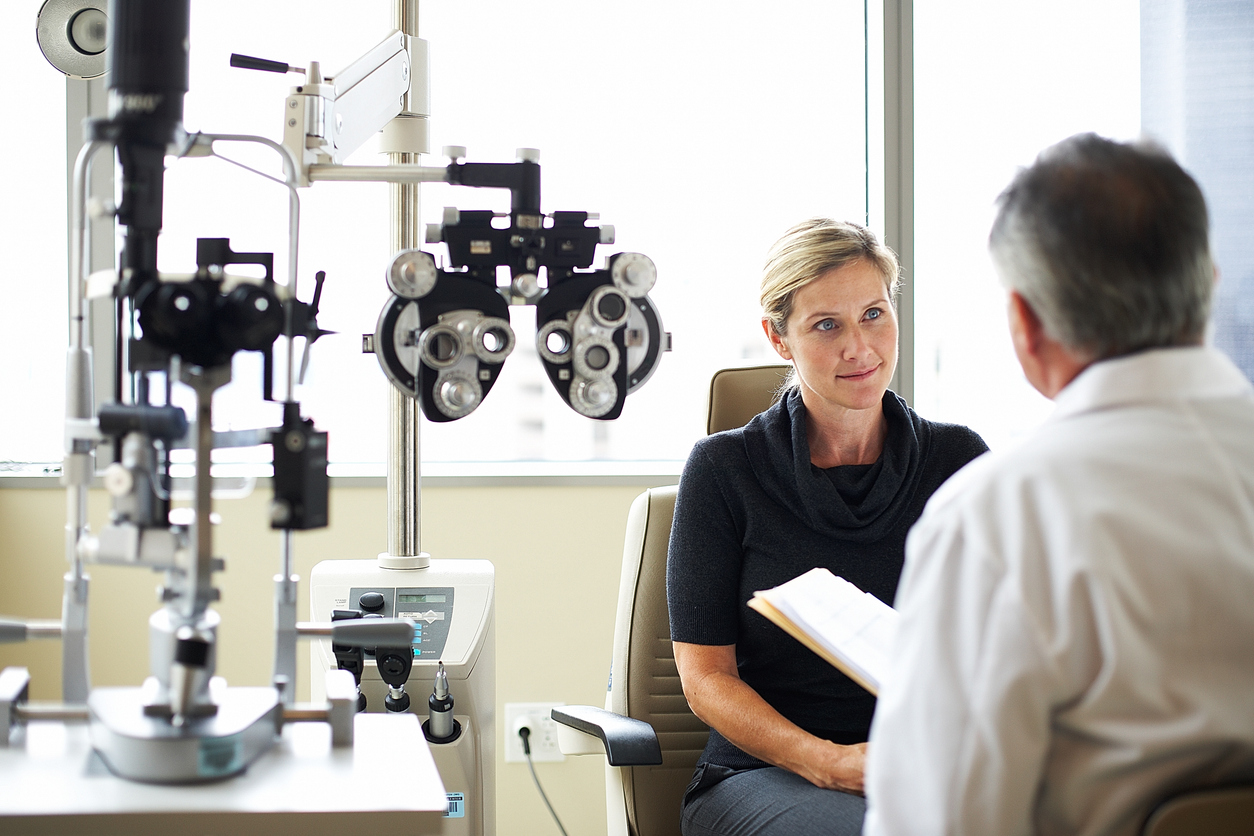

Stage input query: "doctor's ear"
[
  {"left": 1006, "top": 291, "right": 1045, "bottom": 355},
  {"left": 762, "top": 318, "right": 792, "bottom": 360}
]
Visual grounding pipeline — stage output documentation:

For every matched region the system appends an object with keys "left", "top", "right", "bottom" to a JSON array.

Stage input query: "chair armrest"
[{"left": 551, "top": 704, "right": 662, "bottom": 766}]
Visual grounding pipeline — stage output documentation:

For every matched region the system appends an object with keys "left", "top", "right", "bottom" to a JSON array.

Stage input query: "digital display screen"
[{"left": 399, "top": 594, "right": 446, "bottom": 604}]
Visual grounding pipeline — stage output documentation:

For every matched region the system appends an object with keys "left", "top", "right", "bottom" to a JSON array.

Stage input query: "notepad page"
[{"left": 760, "top": 567, "right": 899, "bottom": 691}]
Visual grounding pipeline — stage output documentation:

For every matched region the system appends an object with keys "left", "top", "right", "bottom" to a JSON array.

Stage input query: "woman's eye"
[
  {"left": 815, "top": 319, "right": 836, "bottom": 332},
  {"left": 865, "top": 308, "right": 882, "bottom": 321}
]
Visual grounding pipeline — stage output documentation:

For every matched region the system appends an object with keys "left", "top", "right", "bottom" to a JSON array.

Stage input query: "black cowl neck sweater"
[{"left": 667, "top": 388, "right": 988, "bottom": 770}]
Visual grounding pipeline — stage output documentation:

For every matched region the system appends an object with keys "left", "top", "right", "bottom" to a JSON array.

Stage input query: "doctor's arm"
[
  {"left": 673, "top": 641, "right": 866, "bottom": 793},
  {"left": 862, "top": 503, "right": 1060, "bottom": 836}
]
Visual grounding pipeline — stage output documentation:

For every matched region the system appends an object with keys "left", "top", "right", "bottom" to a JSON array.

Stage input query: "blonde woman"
[{"left": 667, "top": 219, "right": 987, "bottom": 836}]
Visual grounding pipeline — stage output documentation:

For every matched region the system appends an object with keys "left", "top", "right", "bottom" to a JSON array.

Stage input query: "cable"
[{"left": 519, "top": 726, "right": 570, "bottom": 836}]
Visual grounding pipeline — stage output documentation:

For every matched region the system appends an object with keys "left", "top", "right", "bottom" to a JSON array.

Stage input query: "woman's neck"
[{"left": 803, "top": 397, "right": 888, "bottom": 468}]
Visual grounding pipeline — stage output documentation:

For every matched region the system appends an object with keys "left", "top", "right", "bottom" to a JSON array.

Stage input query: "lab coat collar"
[{"left": 1050, "top": 345, "right": 1253, "bottom": 423}]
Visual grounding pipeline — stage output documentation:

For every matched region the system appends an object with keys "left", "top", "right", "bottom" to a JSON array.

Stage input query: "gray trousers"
[{"left": 681, "top": 764, "right": 866, "bottom": 836}]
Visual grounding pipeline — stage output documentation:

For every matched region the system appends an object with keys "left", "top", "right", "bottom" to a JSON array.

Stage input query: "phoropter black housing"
[{"left": 373, "top": 150, "right": 669, "bottom": 421}]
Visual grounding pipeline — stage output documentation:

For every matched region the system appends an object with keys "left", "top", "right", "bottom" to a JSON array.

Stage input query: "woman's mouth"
[{"left": 837, "top": 365, "right": 879, "bottom": 382}]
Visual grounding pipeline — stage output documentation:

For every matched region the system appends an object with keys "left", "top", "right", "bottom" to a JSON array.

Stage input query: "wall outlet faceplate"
[{"left": 503, "top": 702, "right": 565, "bottom": 763}]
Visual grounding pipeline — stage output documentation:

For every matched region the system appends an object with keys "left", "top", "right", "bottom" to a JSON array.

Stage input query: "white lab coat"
[{"left": 864, "top": 346, "right": 1254, "bottom": 836}]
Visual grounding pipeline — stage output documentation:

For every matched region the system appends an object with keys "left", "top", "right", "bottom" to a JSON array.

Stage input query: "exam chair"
[
  {"left": 553, "top": 365, "right": 789, "bottom": 836},
  {"left": 1142, "top": 785, "right": 1254, "bottom": 836}
]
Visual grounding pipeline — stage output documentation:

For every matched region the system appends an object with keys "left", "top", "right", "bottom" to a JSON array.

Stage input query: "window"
[
  {"left": 1142, "top": 0, "right": 1254, "bottom": 381},
  {"left": 913, "top": 1, "right": 1141, "bottom": 448},
  {"left": 0, "top": 24, "right": 67, "bottom": 466},
  {"left": 1, "top": 1, "right": 872, "bottom": 473},
  {"left": 4, "top": 1, "right": 877, "bottom": 471}
]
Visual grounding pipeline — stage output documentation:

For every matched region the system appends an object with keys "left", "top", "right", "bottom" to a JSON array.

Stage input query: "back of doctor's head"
[{"left": 989, "top": 133, "right": 1213, "bottom": 360}]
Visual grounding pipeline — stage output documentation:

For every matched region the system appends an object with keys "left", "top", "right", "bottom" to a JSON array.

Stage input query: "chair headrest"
[{"left": 706, "top": 365, "right": 790, "bottom": 435}]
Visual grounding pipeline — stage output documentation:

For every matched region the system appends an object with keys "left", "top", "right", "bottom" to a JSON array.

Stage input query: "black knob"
[
  {"left": 218, "top": 283, "right": 284, "bottom": 352},
  {"left": 597, "top": 292, "right": 627, "bottom": 322},
  {"left": 384, "top": 690, "right": 411, "bottom": 712},
  {"left": 139, "top": 280, "right": 214, "bottom": 348},
  {"left": 359, "top": 592, "right": 385, "bottom": 612},
  {"left": 230, "top": 53, "right": 295, "bottom": 74},
  {"left": 379, "top": 652, "right": 408, "bottom": 678}
]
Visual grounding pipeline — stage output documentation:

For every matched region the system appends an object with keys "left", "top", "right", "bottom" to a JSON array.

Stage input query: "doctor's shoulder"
[{"left": 912, "top": 429, "right": 1067, "bottom": 531}]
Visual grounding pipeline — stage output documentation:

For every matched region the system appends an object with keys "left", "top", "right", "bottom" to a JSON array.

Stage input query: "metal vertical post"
[
  {"left": 61, "top": 71, "right": 108, "bottom": 701},
  {"left": 383, "top": 0, "right": 430, "bottom": 569},
  {"left": 884, "top": 0, "right": 915, "bottom": 406}
]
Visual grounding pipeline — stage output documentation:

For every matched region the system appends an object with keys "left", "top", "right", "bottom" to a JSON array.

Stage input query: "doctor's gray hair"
[
  {"left": 989, "top": 133, "right": 1213, "bottom": 360},
  {"left": 760, "top": 218, "right": 900, "bottom": 337}
]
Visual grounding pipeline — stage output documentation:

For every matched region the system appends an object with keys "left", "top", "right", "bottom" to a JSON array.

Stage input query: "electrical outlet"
[{"left": 504, "top": 702, "right": 565, "bottom": 763}]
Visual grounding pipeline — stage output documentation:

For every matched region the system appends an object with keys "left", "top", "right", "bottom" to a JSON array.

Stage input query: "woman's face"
[{"left": 764, "top": 259, "right": 898, "bottom": 416}]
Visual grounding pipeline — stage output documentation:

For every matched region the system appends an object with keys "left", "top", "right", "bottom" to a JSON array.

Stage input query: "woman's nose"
[{"left": 842, "top": 325, "right": 870, "bottom": 359}]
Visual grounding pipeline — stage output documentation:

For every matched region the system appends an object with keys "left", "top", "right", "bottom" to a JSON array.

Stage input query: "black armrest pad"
[{"left": 551, "top": 704, "right": 663, "bottom": 766}]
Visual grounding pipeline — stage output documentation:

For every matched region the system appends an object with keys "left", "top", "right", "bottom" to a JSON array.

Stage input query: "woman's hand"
[
  {"left": 674, "top": 641, "right": 867, "bottom": 795},
  {"left": 794, "top": 739, "right": 867, "bottom": 794}
]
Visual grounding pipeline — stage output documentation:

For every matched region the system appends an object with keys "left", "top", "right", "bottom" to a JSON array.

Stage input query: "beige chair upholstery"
[
  {"left": 578, "top": 365, "right": 789, "bottom": 836},
  {"left": 606, "top": 485, "right": 699, "bottom": 836},
  {"left": 706, "top": 365, "right": 790, "bottom": 435},
  {"left": 1143, "top": 785, "right": 1254, "bottom": 836}
]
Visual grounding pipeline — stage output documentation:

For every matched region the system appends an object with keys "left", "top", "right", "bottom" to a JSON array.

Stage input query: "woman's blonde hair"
[{"left": 760, "top": 218, "right": 901, "bottom": 336}]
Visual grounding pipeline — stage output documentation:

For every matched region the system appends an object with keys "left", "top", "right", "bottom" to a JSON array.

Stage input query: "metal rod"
[
  {"left": 282, "top": 706, "right": 330, "bottom": 723},
  {"left": 388, "top": 384, "right": 421, "bottom": 557},
  {"left": 293, "top": 619, "right": 414, "bottom": 641},
  {"left": 280, "top": 531, "right": 295, "bottom": 600},
  {"left": 25, "top": 621, "right": 64, "bottom": 639},
  {"left": 383, "top": 151, "right": 423, "bottom": 561},
  {"left": 386, "top": 0, "right": 427, "bottom": 562},
  {"left": 69, "top": 142, "right": 104, "bottom": 353},
  {"left": 274, "top": 535, "right": 298, "bottom": 704},
  {"left": 194, "top": 133, "right": 302, "bottom": 401},
  {"left": 383, "top": 0, "right": 427, "bottom": 565},
  {"left": 189, "top": 133, "right": 305, "bottom": 698},
  {"left": 396, "top": 0, "right": 422, "bottom": 115},
  {"left": 193, "top": 382, "right": 215, "bottom": 617},
  {"left": 13, "top": 704, "right": 91, "bottom": 723},
  {"left": 394, "top": 0, "right": 419, "bottom": 44},
  {"left": 182, "top": 367, "right": 229, "bottom": 619},
  {"left": 62, "top": 139, "right": 107, "bottom": 703},
  {"left": 308, "top": 164, "right": 447, "bottom": 183}
]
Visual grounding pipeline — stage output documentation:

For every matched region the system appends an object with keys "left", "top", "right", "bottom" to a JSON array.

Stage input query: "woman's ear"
[{"left": 762, "top": 318, "right": 792, "bottom": 360}]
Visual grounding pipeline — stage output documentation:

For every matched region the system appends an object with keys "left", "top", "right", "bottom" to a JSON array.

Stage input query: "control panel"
[
  {"left": 343, "top": 586, "right": 454, "bottom": 659},
  {"left": 309, "top": 558, "right": 496, "bottom": 836}
]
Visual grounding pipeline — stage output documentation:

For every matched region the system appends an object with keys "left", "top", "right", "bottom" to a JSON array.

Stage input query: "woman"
[{"left": 667, "top": 219, "right": 988, "bottom": 836}]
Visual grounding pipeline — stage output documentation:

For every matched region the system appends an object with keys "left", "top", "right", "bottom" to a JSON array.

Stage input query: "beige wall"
[{"left": 0, "top": 480, "right": 671, "bottom": 836}]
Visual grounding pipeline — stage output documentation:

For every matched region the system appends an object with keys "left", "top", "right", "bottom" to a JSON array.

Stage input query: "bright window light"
[
  {"left": 162, "top": 0, "right": 869, "bottom": 469},
  {"left": 913, "top": 1, "right": 1140, "bottom": 450},
  {"left": 0, "top": 23, "right": 67, "bottom": 466}
]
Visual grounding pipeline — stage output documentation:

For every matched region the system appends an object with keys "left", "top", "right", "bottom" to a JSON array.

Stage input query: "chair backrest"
[
  {"left": 1143, "top": 785, "right": 1254, "bottom": 836},
  {"left": 706, "top": 365, "right": 790, "bottom": 435},
  {"left": 611, "top": 364, "right": 789, "bottom": 836}
]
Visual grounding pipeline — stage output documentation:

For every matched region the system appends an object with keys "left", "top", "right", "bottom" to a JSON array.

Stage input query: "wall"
[{"left": 0, "top": 480, "right": 670, "bottom": 836}]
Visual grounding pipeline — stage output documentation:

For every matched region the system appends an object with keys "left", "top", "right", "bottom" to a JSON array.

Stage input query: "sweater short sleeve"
[{"left": 666, "top": 437, "right": 748, "bottom": 646}]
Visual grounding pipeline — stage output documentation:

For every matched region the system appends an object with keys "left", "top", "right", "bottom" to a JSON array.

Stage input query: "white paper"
[{"left": 758, "top": 567, "right": 899, "bottom": 691}]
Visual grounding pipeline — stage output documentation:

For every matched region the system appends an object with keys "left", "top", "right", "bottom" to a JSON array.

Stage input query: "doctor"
[{"left": 864, "top": 134, "right": 1254, "bottom": 835}]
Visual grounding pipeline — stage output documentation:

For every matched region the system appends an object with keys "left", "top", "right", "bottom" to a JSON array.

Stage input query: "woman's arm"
[{"left": 674, "top": 640, "right": 866, "bottom": 794}]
